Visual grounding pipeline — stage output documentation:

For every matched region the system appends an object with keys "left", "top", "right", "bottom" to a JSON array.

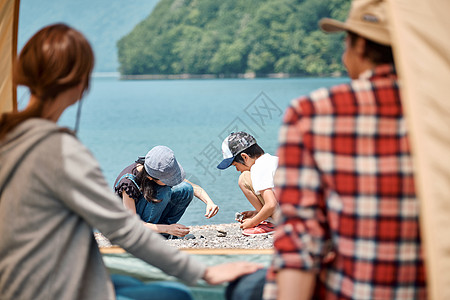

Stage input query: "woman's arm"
[
  {"left": 56, "top": 136, "right": 203, "bottom": 284},
  {"left": 122, "top": 192, "right": 189, "bottom": 237},
  {"left": 185, "top": 179, "right": 219, "bottom": 218},
  {"left": 240, "top": 188, "right": 277, "bottom": 229},
  {"left": 122, "top": 192, "right": 136, "bottom": 214}
]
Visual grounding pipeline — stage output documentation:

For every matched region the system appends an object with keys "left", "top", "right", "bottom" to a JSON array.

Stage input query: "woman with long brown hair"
[
  {"left": 0, "top": 24, "right": 260, "bottom": 300},
  {"left": 114, "top": 145, "right": 219, "bottom": 238}
]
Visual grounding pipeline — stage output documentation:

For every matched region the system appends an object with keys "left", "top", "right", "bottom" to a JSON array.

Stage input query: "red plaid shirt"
[{"left": 268, "top": 65, "right": 426, "bottom": 299}]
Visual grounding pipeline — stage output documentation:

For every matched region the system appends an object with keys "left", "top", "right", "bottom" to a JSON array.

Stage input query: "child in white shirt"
[{"left": 217, "top": 132, "right": 278, "bottom": 236}]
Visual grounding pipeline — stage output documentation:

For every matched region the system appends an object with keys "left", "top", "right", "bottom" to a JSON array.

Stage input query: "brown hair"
[
  {"left": 134, "top": 157, "right": 162, "bottom": 203},
  {"left": 233, "top": 143, "right": 265, "bottom": 165},
  {"left": 348, "top": 31, "right": 394, "bottom": 65},
  {"left": 0, "top": 23, "right": 94, "bottom": 140}
]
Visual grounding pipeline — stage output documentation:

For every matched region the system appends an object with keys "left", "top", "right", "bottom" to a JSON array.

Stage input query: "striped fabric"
[{"left": 267, "top": 65, "right": 426, "bottom": 299}]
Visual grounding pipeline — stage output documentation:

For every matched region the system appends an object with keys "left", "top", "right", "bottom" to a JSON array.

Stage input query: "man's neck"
[{"left": 354, "top": 60, "right": 377, "bottom": 79}]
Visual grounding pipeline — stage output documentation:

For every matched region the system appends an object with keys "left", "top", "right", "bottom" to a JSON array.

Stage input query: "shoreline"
[
  {"left": 119, "top": 72, "right": 344, "bottom": 80},
  {"left": 95, "top": 223, "right": 274, "bottom": 250}
]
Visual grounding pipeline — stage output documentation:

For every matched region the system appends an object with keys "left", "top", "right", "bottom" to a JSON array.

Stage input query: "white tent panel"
[{"left": 388, "top": 0, "right": 450, "bottom": 299}]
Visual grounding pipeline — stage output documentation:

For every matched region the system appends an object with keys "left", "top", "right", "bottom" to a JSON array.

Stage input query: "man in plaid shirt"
[{"left": 266, "top": 0, "right": 427, "bottom": 299}]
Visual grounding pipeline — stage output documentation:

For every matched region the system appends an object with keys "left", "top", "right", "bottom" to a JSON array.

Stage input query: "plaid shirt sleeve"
[{"left": 271, "top": 96, "right": 331, "bottom": 273}]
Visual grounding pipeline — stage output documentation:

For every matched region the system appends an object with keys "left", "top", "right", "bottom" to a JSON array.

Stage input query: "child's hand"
[
  {"left": 240, "top": 218, "right": 257, "bottom": 229},
  {"left": 241, "top": 210, "right": 257, "bottom": 220}
]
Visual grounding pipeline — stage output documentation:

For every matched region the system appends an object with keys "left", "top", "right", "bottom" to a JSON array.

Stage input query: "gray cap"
[{"left": 144, "top": 146, "right": 185, "bottom": 187}]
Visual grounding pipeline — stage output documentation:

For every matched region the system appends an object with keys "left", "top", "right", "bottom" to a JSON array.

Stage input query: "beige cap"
[{"left": 319, "top": 0, "right": 391, "bottom": 46}]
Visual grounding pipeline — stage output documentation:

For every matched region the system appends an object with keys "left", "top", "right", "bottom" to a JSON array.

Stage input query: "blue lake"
[{"left": 18, "top": 76, "right": 348, "bottom": 226}]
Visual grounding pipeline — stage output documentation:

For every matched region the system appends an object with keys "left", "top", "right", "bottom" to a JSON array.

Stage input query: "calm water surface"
[{"left": 18, "top": 77, "right": 348, "bottom": 225}]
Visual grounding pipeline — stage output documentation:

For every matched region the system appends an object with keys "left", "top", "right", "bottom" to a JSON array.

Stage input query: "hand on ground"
[
  {"left": 239, "top": 218, "right": 257, "bottom": 229},
  {"left": 167, "top": 224, "right": 190, "bottom": 237},
  {"left": 203, "top": 262, "right": 264, "bottom": 285},
  {"left": 205, "top": 203, "right": 219, "bottom": 218}
]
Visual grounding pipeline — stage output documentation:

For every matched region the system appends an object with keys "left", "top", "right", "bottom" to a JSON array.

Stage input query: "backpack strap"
[{"left": 115, "top": 173, "right": 141, "bottom": 192}]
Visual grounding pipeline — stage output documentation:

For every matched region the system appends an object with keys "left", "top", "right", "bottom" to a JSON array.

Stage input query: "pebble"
[
  {"left": 183, "top": 234, "right": 196, "bottom": 240},
  {"left": 166, "top": 223, "right": 273, "bottom": 249},
  {"left": 95, "top": 223, "right": 274, "bottom": 250}
]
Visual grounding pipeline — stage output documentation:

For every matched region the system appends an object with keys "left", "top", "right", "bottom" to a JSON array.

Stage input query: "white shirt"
[{"left": 250, "top": 153, "right": 279, "bottom": 195}]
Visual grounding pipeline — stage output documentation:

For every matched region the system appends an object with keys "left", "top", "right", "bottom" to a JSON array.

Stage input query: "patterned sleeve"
[
  {"left": 115, "top": 176, "right": 141, "bottom": 202},
  {"left": 271, "top": 97, "right": 329, "bottom": 273}
]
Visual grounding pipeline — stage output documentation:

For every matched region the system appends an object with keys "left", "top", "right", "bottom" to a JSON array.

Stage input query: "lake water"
[{"left": 18, "top": 76, "right": 348, "bottom": 226}]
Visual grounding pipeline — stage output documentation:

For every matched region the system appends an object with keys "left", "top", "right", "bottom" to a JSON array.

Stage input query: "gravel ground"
[{"left": 95, "top": 223, "right": 274, "bottom": 250}]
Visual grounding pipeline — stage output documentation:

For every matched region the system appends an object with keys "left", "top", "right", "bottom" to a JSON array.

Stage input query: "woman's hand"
[
  {"left": 165, "top": 224, "right": 190, "bottom": 237},
  {"left": 145, "top": 223, "right": 190, "bottom": 237},
  {"left": 203, "top": 262, "right": 263, "bottom": 285},
  {"left": 205, "top": 203, "right": 219, "bottom": 218},
  {"left": 186, "top": 179, "right": 218, "bottom": 219}
]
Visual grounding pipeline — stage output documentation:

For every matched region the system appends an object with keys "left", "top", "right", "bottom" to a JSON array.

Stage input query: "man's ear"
[{"left": 354, "top": 36, "right": 367, "bottom": 58}]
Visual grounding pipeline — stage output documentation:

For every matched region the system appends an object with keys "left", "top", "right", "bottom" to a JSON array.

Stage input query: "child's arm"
[{"left": 240, "top": 188, "right": 277, "bottom": 229}]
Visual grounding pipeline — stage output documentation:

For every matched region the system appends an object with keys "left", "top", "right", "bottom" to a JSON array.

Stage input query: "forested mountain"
[{"left": 118, "top": 0, "right": 351, "bottom": 77}]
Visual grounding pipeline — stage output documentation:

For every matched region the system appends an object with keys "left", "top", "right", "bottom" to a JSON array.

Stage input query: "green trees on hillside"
[{"left": 117, "top": 0, "right": 350, "bottom": 76}]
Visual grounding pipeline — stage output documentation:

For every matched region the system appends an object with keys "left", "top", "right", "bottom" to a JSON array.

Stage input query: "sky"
[{"left": 18, "top": 0, "right": 159, "bottom": 72}]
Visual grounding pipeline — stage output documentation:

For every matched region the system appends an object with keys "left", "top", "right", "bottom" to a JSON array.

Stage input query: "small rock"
[
  {"left": 183, "top": 234, "right": 196, "bottom": 240},
  {"left": 217, "top": 227, "right": 227, "bottom": 234},
  {"left": 217, "top": 228, "right": 227, "bottom": 236},
  {"left": 160, "top": 223, "right": 273, "bottom": 250}
]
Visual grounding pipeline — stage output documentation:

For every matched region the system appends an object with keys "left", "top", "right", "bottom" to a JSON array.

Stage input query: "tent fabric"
[
  {"left": 0, "top": 0, "right": 18, "bottom": 114},
  {"left": 388, "top": 0, "right": 450, "bottom": 299}
]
